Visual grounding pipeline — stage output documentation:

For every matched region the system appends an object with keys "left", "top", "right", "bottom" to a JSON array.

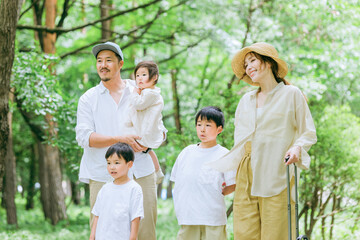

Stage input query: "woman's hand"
[{"left": 284, "top": 146, "right": 301, "bottom": 165}]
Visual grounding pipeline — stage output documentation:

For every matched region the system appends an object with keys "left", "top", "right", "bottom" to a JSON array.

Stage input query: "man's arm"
[
  {"left": 89, "top": 132, "right": 146, "bottom": 152},
  {"left": 129, "top": 217, "right": 140, "bottom": 240}
]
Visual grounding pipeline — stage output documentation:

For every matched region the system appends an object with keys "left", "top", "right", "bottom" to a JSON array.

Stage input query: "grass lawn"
[{"left": 0, "top": 195, "right": 235, "bottom": 240}]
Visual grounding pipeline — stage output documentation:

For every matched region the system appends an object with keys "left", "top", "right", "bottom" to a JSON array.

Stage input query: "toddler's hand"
[{"left": 134, "top": 87, "right": 141, "bottom": 95}]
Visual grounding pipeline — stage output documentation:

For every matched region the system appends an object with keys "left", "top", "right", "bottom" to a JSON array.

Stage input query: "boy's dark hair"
[
  {"left": 134, "top": 61, "right": 159, "bottom": 84},
  {"left": 195, "top": 106, "right": 225, "bottom": 128},
  {"left": 105, "top": 143, "right": 134, "bottom": 163}
]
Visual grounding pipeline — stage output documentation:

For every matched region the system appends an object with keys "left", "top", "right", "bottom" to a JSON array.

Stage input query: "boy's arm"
[
  {"left": 89, "top": 215, "right": 99, "bottom": 240},
  {"left": 129, "top": 217, "right": 141, "bottom": 240},
  {"left": 222, "top": 184, "right": 236, "bottom": 195}
]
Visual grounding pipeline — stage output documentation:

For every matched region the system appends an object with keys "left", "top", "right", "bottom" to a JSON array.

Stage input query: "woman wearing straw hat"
[{"left": 208, "top": 42, "right": 317, "bottom": 239}]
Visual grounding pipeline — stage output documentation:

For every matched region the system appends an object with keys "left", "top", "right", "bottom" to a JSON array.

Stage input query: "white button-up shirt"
[
  {"left": 76, "top": 80, "right": 155, "bottom": 183},
  {"left": 208, "top": 82, "right": 317, "bottom": 197}
]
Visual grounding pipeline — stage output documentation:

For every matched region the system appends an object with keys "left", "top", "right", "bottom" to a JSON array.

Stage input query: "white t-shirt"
[
  {"left": 92, "top": 180, "right": 144, "bottom": 240},
  {"left": 170, "top": 144, "right": 236, "bottom": 226}
]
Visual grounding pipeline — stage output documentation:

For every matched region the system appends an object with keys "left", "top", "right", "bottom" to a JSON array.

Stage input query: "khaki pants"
[
  {"left": 233, "top": 143, "right": 296, "bottom": 240},
  {"left": 177, "top": 225, "right": 227, "bottom": 240},
  {"left": 134, "top": 172, "right": 157, "bottom": 240},
  {"left": 89, "top": 179, "right": 106, "bottom": 228}
]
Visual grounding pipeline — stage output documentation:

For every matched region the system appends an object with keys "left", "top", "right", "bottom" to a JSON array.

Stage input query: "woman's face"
[{"left": 244, "top": 53, "right": 271, "bottom": 83}]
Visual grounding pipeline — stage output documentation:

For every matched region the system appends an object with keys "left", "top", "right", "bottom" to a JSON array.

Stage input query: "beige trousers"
[
  {"left": 134, "top": 172, "right": 157, "bottom": 240},
  {"left": 233, "top": 143, "right": 296, "bottom": 240},
  {"left": 89, "top": 179, "right": 106, "bottom": 228},
  {"left": 177, "top": 225, "right": 227, "bottom": 240}
]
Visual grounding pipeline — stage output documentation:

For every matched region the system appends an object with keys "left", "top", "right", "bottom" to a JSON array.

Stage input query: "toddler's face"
[{"left": 135, "top": 67, "right": 156, "bottom": 89}]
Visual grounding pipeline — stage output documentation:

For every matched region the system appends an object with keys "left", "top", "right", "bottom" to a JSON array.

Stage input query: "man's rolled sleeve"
[{"left": 76, "top": 96, "right": 95, "bottom": 148}]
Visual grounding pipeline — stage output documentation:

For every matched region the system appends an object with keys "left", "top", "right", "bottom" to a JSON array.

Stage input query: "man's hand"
[{"left": 122, "top": 135, "right": 147, "bottom": 152}]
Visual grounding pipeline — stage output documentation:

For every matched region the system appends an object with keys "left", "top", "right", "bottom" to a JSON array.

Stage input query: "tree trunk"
[
  {"left": 26, "top": 143, "right": 38, "bottom": 210},
  {"left": 166, "top": 180, "right": 173, "bottom": 199},
  {"left": 3, "top": 91, "right": 18, "bottom": 226},
  {"left": 70, "top": 180, "right": 80, "bottom": 205},
  {"left": 43, "top": 0, "right": 57, "bottom": 54},
  {"left": 38, "top": 140, "right": 67, "bottom": 225},
  {"left": 100, "top": 0, "right": 113, "bottom": 39},
  {"left": 171, "top": 69, "right": 181, "bottom": 133},
  {"left": 329, "top": 195, "right": 336, "bottom": 240},
  {"left": 34, "top": 0, "right": 67, "bottom": 225},
  {"left": 0, "top": 0, "right": 22, "bottom": 192}
]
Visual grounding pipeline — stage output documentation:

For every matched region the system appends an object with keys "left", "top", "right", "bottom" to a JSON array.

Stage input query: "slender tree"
[{"left": 0, "top": 0, "right": 23, "bottom": 192}]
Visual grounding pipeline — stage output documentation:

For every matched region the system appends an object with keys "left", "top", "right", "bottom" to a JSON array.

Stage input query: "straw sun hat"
[{"left": 231, "top": 42, "right": 288, "bottom": 86}]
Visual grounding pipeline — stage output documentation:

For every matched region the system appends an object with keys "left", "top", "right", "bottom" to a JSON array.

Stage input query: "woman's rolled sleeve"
[{"left": 292, "top": 90, "right": 317, "bottom": 169}]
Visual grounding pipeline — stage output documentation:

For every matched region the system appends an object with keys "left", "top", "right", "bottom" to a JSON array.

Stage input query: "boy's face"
[
  {"left": 107, "top": 154, "right": 133, "bottom": 180},
  {"left": 196, "top": 117, "right": 223, "bottom": 145}
]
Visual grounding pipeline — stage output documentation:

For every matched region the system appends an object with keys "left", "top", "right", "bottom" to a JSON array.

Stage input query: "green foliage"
[
  {"left": 12, "top": 51, "right": 61, "bottom": 118},
  {"left": 11, "top": 50, "right": 81, "bottom": 179},
  {"left": 303, "top": 104, "right": 360, "bottom": 238}
]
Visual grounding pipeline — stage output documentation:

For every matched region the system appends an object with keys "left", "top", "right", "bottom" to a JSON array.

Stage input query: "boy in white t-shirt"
[
  {"left": 90, "top": 143, "right": 144, "bottom": 240},
  {"left": 170, "top": 106, "right": 236, "bottom": 240}
]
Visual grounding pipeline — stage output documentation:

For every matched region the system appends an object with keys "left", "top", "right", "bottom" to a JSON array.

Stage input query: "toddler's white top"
[{"left": 128, "top": 86, "right": 166, "bottom": 148}]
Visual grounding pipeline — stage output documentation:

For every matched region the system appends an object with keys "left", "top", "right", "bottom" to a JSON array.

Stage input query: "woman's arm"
[
  {"left": 285, "top": 89, "right": 317, "bottom": 167},
  {"left": 129, "top": 217, "right": 140, "bottom": 240}
]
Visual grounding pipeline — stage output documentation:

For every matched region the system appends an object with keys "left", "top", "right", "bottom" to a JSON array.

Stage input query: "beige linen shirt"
[{"left": 208, "top": 82, "right": 317, "bottom": 197}]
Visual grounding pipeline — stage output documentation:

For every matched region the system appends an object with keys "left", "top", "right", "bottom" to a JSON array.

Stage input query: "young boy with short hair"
[
  {"left": 170, "top": 106, "right": 236, "bottom": 240},
  {"left": 89, "top": 143, "right": 144, "bottom": 240}
]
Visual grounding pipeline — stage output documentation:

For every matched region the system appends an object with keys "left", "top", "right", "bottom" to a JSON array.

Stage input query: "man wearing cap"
[{"left": 76, "top": 42, "right": 160, "bottom": 240}]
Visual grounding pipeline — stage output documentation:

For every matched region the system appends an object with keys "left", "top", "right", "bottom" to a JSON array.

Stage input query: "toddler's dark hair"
[
  {"left": 134, "top": 61, "right": 159, "bottom": 84},
  {"left": 105, "top": 142, "right": 134, "bottom": 163},
  {"left": 195, "top": 106, "right": 225, "bottom": 128}
]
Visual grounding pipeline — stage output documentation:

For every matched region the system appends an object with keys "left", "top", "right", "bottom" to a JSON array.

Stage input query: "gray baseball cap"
[{"left": 92, "top": 42, "right": 124, "bottom": 60}]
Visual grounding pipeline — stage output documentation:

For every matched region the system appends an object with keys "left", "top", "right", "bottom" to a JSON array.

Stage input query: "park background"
[{"left": 0, "top": 0, "right": 360, "bottom": 239}]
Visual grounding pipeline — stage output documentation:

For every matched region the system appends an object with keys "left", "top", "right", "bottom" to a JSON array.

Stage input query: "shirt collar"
[
  {"left": 98, "top": 81, "right": 108, "bottom": 94},
  {"left": 98, "top": 79, "right": 131, "bottom": 94},
  {"left": 249, "top": 82, "right": 285, "bottom": 98},
  {"left": 268, "top": 82, "right": 284, "bottom": 96}
]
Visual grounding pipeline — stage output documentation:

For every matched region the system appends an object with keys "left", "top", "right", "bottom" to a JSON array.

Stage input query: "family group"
[{"left": 75, "top": 41, "right": 317, "bottom": 240}]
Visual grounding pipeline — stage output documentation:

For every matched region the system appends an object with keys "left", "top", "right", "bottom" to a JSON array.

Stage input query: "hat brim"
[
  {"left": 231, "top": 44, "right": 288, "bottom": 86},
  {"left": 92, "top": 45, "right": 123, "bottom": 60}
]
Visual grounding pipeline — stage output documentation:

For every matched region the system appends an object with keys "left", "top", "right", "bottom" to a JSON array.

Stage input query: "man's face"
[{"left": 96, "top": 50, "right": 123, "bottom": 82}]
